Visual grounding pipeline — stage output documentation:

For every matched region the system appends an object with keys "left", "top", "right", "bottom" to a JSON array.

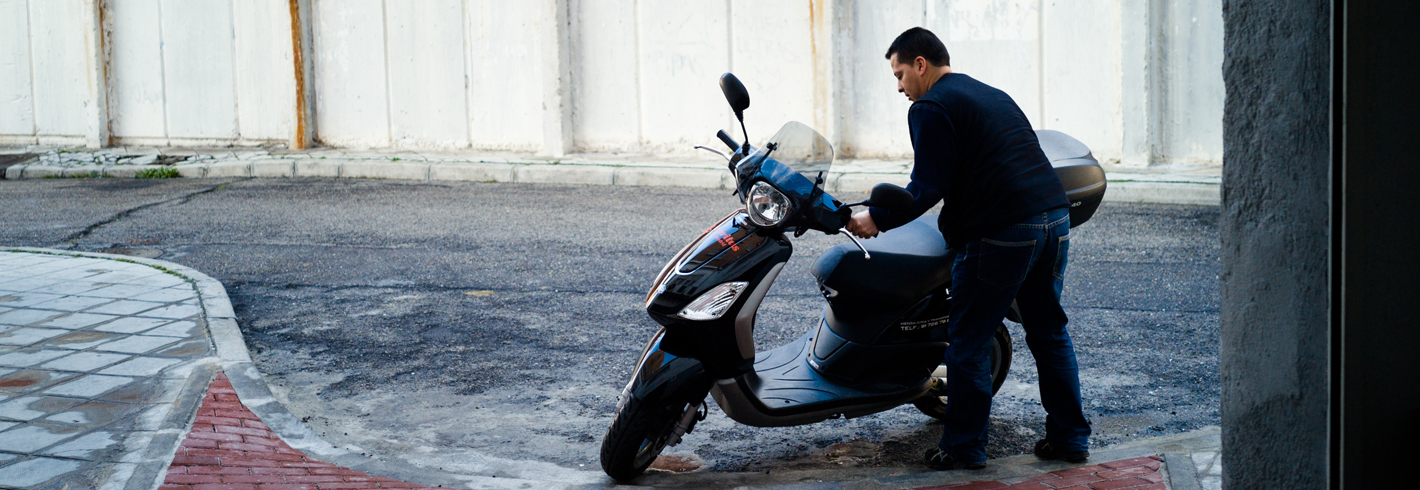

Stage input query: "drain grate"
[{"left": 0, "top": 153, "right": 38, "bottom": 179}]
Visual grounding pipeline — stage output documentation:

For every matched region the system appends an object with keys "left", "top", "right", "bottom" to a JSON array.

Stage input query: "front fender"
[{"left": 618, "top": 328, "right": 712, "bottom": 410}]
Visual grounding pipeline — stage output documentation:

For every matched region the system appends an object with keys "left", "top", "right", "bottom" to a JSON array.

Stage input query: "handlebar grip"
[{"left": 717, "top": 130, "right": 740, "bottom": 151}]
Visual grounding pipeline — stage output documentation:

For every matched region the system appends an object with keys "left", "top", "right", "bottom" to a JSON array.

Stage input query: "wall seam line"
[
  {"left": 460, "top": 0, "right": 473, "bottom": 149},
  {"left": 380, "top": 0, "right": 394, "bottom": 147},
  {"left": 633, "top": 0, "right": 644, "bottom": 149},
  {"left": 156, "top": 0, "right": 171, "bottom": 142},
  {"left": 726, "top": 0, "right": 734, "bottom": 134},
  {"left": 228, "top": 0, "right": 241, "bottom": 142},
  {"left": 24, "top": 0, "right": 37, "bottom": 139},
  {"left": 1038, "top": 0, "right": 1046, "bottom": 129}
]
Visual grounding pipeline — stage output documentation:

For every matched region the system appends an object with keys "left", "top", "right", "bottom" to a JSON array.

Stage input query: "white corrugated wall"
[{"left": 0, "top": 0, "right": 1223, "bottom": 165}]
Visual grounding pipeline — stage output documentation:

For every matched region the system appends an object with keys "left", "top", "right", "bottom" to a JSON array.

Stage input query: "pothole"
[
  {"left": 822, "top": 439, "right": 882, "bottom": 466},
  {"left": 102, "top": 247, "right": 163, "bottom": 259}
]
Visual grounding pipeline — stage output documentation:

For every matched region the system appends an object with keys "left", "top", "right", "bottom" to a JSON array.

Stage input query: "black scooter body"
[{"left": 626, "top": 207, "right": 959, "bottom": 427}]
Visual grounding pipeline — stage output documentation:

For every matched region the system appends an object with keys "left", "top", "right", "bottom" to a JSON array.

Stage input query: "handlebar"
[{"left": 717, "top": 130, "right": 740, "bottom": 151}]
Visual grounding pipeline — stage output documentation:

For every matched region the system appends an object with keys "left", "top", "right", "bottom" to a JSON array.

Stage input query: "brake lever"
[
  {"left": 694, "top": 146, "right": 731, "bottom": 163},
  {"left": 837, "top": 228, "right": 871, "bottom": 260}
]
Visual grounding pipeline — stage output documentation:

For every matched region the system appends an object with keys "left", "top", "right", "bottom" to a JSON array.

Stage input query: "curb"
[
  {"left": 6, "top": 247, "right": 582, "bottom": 490},
  {"left": 1, "top": 160, "right": 1219, "bottom": 206}
]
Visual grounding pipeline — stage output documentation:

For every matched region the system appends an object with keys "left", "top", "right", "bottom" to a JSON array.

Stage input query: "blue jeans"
[{"left": 939, "top": 206, "right": 1090, "bottom": 462}]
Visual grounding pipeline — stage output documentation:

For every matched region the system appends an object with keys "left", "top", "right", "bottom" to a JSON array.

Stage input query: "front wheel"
[
  {"left": 913, "top": 322, "right": 1013, "bottom": 420},
  {"left": 600, "top": 395, "right": 682, "bottom": 481}
]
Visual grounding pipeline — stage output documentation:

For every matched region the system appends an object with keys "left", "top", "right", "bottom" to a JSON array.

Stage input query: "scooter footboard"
[{"left": 618, "top": 328, "right": 714, "bottom": 411}]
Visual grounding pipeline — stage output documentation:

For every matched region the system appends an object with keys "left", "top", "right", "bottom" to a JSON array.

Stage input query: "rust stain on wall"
[{"left": 288, "top": 0, "right": 308, "bottom": 149}]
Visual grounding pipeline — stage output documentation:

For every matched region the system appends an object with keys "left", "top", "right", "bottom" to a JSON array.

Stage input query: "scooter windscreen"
[
  {"left": 733, "top": 122, "right": 848, "bottom": 233},
  {"left": 765, "top": 121, "right": 833, "bottom": 176}
]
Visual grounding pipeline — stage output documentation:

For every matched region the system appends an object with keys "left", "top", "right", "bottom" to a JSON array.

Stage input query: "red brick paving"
[
  {"left": 160, "top": 372, "right": 436, "bottom": 490},
  {"left": 167, "top": 372, "right": 1171, "bottom": 490},
  {"left": 912, "top": 455, "right": 1165, "bottom": 490}
]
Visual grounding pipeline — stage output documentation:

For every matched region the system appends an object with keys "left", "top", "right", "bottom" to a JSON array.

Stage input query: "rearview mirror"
[
  {"left": 720, "top": 73, "right": 750, "bottom": 120},
  {"left": 868, "top": 183, "right": 914, "bottom": 214}
]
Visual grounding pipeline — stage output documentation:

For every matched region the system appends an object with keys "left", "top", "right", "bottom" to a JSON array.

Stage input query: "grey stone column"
[{"left": 1219, "top": 0, "right": 1331, "bottom": 488}]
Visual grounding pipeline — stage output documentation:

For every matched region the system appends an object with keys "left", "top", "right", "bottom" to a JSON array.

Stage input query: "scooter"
[{"left": 600, "top": 73, "right": 1107, "bottom": 480}]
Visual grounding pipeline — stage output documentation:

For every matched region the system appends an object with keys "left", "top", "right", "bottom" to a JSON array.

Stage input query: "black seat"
[{"left": 811, "top": 215, "right": 952, "bottom": 308}]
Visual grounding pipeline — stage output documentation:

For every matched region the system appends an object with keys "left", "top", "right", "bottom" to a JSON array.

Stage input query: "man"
[{"left": 846, "top": 27, "right": 1091, "bottom": 470}]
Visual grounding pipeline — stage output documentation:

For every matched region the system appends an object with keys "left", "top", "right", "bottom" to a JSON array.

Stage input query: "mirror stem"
[{"left": 738, "top": 116, "right": 749, "bottom": 150}]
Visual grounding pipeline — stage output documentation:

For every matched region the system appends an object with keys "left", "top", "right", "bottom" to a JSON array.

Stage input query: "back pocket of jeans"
[{"left": 977, "top": 238, "right": 1035, "bottom": 289}]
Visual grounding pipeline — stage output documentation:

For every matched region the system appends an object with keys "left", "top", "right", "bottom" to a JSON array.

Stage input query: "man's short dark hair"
[{"left": 885, "top": 27, "right": 950, "bottom": 67}]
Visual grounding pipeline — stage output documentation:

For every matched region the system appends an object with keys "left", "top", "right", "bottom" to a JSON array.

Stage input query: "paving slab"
[{"left": 0, "top": 249, "right": 219, "bottom": 490}]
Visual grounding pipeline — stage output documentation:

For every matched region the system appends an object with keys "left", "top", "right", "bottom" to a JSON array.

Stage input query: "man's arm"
[{"left": 851, "top": 104, "right": 954, "bottom": 237}]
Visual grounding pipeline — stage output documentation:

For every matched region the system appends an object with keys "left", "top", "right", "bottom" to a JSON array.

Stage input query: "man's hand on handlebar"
[{"left": 846, "top": 210, "right": 879, "bottom": 238}]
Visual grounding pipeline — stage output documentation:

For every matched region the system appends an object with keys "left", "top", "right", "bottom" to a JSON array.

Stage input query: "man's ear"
[{"left": 915, "top": 56, "right": 929, "bottom": 74}]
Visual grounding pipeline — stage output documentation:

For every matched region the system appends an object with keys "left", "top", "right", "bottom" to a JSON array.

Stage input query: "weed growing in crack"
[{"left": 136, "top": 168, "right": 181, "bottom": 179}]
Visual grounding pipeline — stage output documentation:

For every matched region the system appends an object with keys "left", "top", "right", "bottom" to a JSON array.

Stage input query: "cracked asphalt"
[{"left": 0, "top": 177, "right": 1218, "bottom": 476}]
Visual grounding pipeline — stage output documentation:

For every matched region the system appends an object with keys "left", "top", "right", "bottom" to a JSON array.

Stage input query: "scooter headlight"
[
  {"left": 677, "top": 281, "right": 748, "bottom": 321},
  {"left": 746, "top": 181, "right": 793, "bottom": 227}
]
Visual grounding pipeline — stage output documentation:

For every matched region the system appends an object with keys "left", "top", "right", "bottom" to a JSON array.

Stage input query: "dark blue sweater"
[{"left": 868, "top": 73, "right": 1069, "bottom": 248}]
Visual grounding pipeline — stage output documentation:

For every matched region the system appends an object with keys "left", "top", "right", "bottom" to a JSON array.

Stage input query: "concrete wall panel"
[
  {"left": 108, "top": 0, "right": 167, "bottom": 139},
  {"left": 731, "top": 0, "right": 818, "bottom": 145},
  {"left": 233, "top": 0, "right": 296, "bottom": 141},
  {"left": 160, "top": 0, "right": 238, "bottom": 140},
  {"left": 312, "top": 0, "right": 390, "bottom": 147},
  {"left": 0, "top": 0, "right": 35, "bottom": 137},
  {"left": 841, "top": 0, "right": 919, "bottom": 159},
  {"left": 571, "top": 0, "right": 640, "bottom": 152},
  {"left": 386, "top": 0, "right": 469, "bottom": 149},
  {"left": 1160, "top": 0, "right": 1223, "bottom": 165},
  {"left": 636, "top": 0, "right": 730, "bottom": 152},
  {"left": 28, "top": 0, "right": 90, "bottom": 138},
  {"left": 465, "top": 0, "right": 543, "bottom": 150},
  {"left": 1043, "top": 0, "right": 1121, "bottom": 162},
  {"left": 944, "top": 0, "right": 1041, "bottom": 128}
]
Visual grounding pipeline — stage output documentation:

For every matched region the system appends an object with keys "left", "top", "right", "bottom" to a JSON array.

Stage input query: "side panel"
[{"left": 644, "top": 212, "right": 792, "bottom": 378}]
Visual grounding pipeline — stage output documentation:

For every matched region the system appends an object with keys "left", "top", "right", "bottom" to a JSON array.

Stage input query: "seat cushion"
[{"left": 811, "top": 215, "right": 953, "bottom": 308}]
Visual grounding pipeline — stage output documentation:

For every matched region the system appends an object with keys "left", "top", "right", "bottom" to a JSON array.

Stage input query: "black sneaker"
[
  {"left": 924, "top": 447, "right": 987, "bottom": 470},
  {"left": 1033, "top": 439, "right": 1089, "bottom": 463}
]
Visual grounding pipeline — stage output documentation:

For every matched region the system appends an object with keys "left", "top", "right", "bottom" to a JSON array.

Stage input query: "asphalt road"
[{"left": 0, "top": 177, "right": 1218, "bottom": 480}]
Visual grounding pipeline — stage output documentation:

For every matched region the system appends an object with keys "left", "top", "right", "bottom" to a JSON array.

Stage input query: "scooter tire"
[
  {"left": 600, "top": 395, "right": 680, "bottom": 481},
  {"left": 913, "top": 323, "right": 1013, "bottom": 420}
]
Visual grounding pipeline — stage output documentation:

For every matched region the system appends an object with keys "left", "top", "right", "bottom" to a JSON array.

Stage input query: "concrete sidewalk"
[
  {"left": 0, "top": 147, "right": 1220, "bottom": 206},
  {"left": 0, "top": 250, "right": 1222, "bottom": 489}
]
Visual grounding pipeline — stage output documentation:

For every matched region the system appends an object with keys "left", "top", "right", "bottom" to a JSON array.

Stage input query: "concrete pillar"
[
  {"left": 540, "top": 0, "right": 572, "bottom": 157},
  {"left": 83, "top": 0, "right": 109, "bottom": 148},
  {"left": 1119, "top": 0, "right": 1160, "bottom": 167},
  {"left": 1219, "top": 0, "right": 1330, "bottom": 487}
]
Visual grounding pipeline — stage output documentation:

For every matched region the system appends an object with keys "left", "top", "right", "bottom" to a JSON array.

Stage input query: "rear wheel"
[
  {"left": 600, "top": 395, "right": 681, "bottom": 481},
  {"left": 913, "top": 322, "right": 1013, "bottom": 420}
]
